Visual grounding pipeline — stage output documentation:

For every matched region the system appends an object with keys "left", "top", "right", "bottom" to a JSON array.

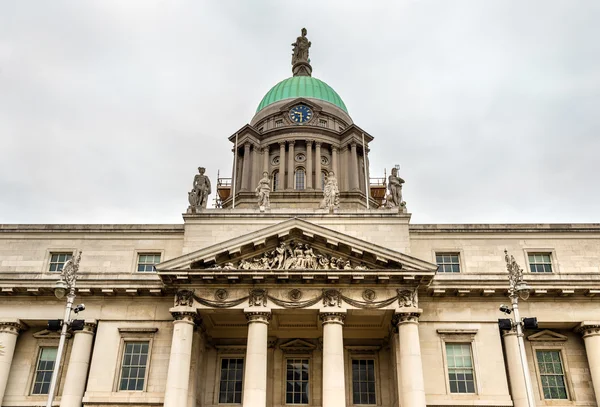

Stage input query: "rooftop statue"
[
  {"left": 291, "top": 28, "right": 311, "bottom": 67},
  {"left": 320, "top": 171, "right": 340, "bottom": 211},
  {"left": 387, "top": 167, "right": 405, "bottom": 208},
  {"left": 255, "top": 171, "right": 271, "bottom": 210},
  {"left": 188, "top": 167, "right": 211, "bottom": 213}
]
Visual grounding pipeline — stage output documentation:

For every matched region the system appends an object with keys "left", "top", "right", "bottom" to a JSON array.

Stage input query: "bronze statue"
[
  {"left": 255, "top": 171, "right": 271, "bottom": 209},
  {"left": 291, "top": 28, "right": 311, "bottom": 65},
  {"left": 188, "top": 167, "right": 211, "bottom": 213}
]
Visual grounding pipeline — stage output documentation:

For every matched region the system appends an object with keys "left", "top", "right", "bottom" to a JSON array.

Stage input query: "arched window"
[
  {"left": 321, "top": 171, "right": 328, "bottom": 190},
  {"left": 295, "top": 168, "right": 305, "bottom": 190},
  {"left": 272, "top": 171, "right": 279, "bottom": 192}
]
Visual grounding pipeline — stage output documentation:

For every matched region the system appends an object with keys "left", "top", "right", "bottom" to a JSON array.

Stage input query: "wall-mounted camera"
[
  {"left": 499, "top": 304, "right": 512, "bottom": 314},
  {"left": 73, "top": 304, "right": 85, "bottom": 314}
]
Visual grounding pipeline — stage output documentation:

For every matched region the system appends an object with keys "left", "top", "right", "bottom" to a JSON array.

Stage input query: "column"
[
  {"left": 262, "top": 146, "right": 269, "bottom": 174},
  {"left": 331, "top": 146, "right": 339, "bottom": 181},
  {"left": 288, "top": 141, "right": 295, "bottom": 190},
  {"left": 243, "top": 310, "right": 271, "bottom": 407},
  {"left": 241, "top": 142, "right": 251, "bottom": 191},
  {"left": 164, "top": 307, "right": 198, "bottom": 407},
  {"left": 0, "top": 319, "right": 25, "bottom": 405},
  {"left": 394, "top": 310, "right": 426, "bottom": 407},
  {"left": 340, "top": 146, "right": 349, "bottom": 191},
  {"left": 350, "top": 142, "right": 359, "bottom": 191},
  {"left": 578, "top": 322, "right": 600, "bottom": 404},
  {"left": 187, "top": 330, "right": 204, "bottom": 407},
  {"left": 502, "top": 331, "right": 528, "bottom": 407},
  {"left": 61, "top": 320, "right": 97, "bottom": 407},
  {"left": 278, "top": 142, "right": 286, "bottom": 191},
  {"left": 306, "top": 140, "right": 313, "bottom": 189},
  {"left": 320, "top": 310, "right": 346, "bottom": 407},
  {"left": 315, "top": 142, "right": 322, "bottom": 190}
]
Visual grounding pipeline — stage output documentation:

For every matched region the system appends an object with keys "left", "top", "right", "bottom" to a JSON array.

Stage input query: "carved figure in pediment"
[
  {"left": 329, "top": 256, "right": 339, "bottom": 270},
  {"left": 317, "top": 255, "right": 329, "bottom": 269},
  {"left": 249, "top": 289, "right": 267, "bottom": 307},
  {"left": 175, "top": 289, "right": 194, "bottom": 307},
  {"left": 323, "top": 289, "right": 341, "bottom": 307},
  {"left": 343, "top": 260, "right": 352, "bottom": 270},
  {"left": 397, "top": 288, "right": 418, "bottom": 308},
  {"left": 222, "top": 262, "right": 235, "bottom": 270},
  {"left": 304, "top": 246, "right": 317, "bottom": 269},
  {"left": 283, "top": 243, "right": 297, "bottom": 269},
  {"left": 271, "top": 243, "right": 287, "bottom": 270}
]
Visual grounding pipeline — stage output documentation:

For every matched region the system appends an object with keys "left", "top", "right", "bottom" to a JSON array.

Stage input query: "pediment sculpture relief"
[{"left": 208, "top": 241, "right": 370, "bottom": 271}]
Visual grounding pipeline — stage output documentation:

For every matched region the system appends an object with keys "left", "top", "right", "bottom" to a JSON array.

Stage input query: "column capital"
[
  {"left": 350, "top": 141, "right": 357, "bottom": 148},
  {"left": 392, "top": 308, "right": 423, "bottom": 326},
  {"left": 0, "top": 319, "right": 26, "bottom": 335},
  {"left": 244, "top": 309, "right": 272, "bottom": 324},
  {"left": 577, "top": 322, "right": 600, "bottom": 338},
  {"left": 288, "top": 140, "right": 295, "bottom": 146},
  {"left": 279, "top": 141, "right": 286, "bottom": 147},
  {"left": 315, "top": 141, "right": 322, "bottom": 148},
  {"left": 244, "top": 141, "right": 251, "bottom": 149},
  {"left": 262, "top": 146, "right": 270, "bottom": 154},
  {"left": 319, "top": 310, "right": 346, "bottom": 325},
  {"left": 331, "top": 146, "right": 339, "bottom": 153},
  {"left": 306, "top": 139, "right": 314, "bottom": 147},
  {"left": 75, "top": 319, "right": 98, "bottom": 335},
  {"left": 170, "top": 306, "right": 200, "bottom": 325}
]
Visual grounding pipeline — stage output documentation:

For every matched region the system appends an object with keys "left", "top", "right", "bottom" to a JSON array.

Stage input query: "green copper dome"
[{"left": 256, "top": 76, "right": 348, "bottom": 113}]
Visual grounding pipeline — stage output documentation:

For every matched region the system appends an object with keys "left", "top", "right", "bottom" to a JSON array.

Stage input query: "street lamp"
[
  {"left": 499, "top": 250, "right": 538, "bottom": 407},
  {"left": 46, "top": 251, "right": 84, "bottom": 407}
]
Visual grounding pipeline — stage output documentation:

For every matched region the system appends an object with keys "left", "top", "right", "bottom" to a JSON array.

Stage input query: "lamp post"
[
  {"left": 503, "top": 250, "right": 536, "bottom": 407},
  {"left": 46, "top": 251, "right": 81, "bottom": 407}
]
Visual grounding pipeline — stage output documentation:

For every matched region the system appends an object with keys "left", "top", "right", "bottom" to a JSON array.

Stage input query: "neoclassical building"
[{"left": 0, "top": 30, "right": 599, "bottom": 407}]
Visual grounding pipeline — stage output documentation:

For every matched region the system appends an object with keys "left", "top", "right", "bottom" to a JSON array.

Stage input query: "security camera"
[
  {"left": 499, "top": 304, "right": 512, "bottom": 314},
  {"left": 73, "top": 304, "right": 85, "bottom": 314}
]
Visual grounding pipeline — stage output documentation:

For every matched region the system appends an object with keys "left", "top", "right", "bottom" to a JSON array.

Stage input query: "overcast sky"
[{"left": 1, "top": 1, "right": 599, "bottom": 224}]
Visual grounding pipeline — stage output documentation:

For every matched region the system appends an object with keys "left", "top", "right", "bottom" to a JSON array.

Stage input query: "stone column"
[
  {"left": 315, "top": 142, "right": 322, "bottom": 190},
  {"left": 320, "top": 310, "right": 346, "bottom": 407},
  {"left": 578, "top": 322, "right": 600, "bottom": 404},
  {"left": 393, "top": 309, "right": 426, "bottom": 407},
  {"left": 164, "top": 307, "right": 198, "bottom": 407},
  {"left": 306, "top": 140, "right": 313, "bottom": 189},
  {"left": 241, "top": 142, "right": 251, "bottom": 191},
  {"left": 61, "top": 320, "right": 97, "bottom": 407},
  {"left": 278, "top": 142, "right": 286, "bottom": 191},
  {"left": 0, "top": 319, "right": 25, "bottom": 405},
  {"left": 331, "top": 146, "right": 339, "bottom": 181},
  {"left": 350, "top": 142, "right": 359, "bottom": 191},
  {"left": 501, "top": 331, "right": 528, "bottom": 407},
  {"left": 262, "top": 146, "right": 269, "bottom": 174},
  {"left": 340, "top": 146, "right": 349, "bottom": 191},
  {"left": 243, "top": 309, "right": 271, "bottom": 407},
  {"left": 287, "top": 141, "right": 295, "bottom": 190}
]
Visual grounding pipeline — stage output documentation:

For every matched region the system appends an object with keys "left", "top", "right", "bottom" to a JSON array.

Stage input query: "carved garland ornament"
[{"left": 208, "top": 241, "right": 370, "bottom": 271}]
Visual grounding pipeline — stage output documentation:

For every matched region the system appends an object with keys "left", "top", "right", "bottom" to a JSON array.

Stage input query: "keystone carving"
[
  {"left": 249, "top": 289, "right": 268, "bottom": 307},
  {"left": 175, "top": 289, "right": 195, "bottom": 307}
]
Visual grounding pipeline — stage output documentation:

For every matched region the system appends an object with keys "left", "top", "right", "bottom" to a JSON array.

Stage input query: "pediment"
[
  {"left": 33, "top": 329, "right": 71, "bottom": 339},
  {"left": 156, "top": 218, "right": 437, "bottom": 275},
  {"left": 527, "top": 330, "right": 568, "bottom": 342},
  {"left": 279, "top": 339, "right": 317, "bottom": 352}
]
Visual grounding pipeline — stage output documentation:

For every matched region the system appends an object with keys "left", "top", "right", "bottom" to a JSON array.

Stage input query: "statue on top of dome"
[{"left": 291, "top": 28, "right": 311, "bottom": 66}]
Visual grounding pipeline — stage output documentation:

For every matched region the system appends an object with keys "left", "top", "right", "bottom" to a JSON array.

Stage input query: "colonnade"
[{"left": 235, "top": 139, "right": 366, "bottom": 192}]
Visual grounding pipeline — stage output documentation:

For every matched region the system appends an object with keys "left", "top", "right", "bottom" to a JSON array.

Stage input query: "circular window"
[
  {"left": 321, "top": 156, "right": 329, "bottom": 165},
  {"left": 271, "top": 156, "right": 280, "bottom": 165},
  {"left": 295, "top": 153, "right": 306, "bottom": 162}
]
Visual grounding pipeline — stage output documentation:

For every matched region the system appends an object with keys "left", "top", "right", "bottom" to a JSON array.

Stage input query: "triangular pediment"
[
  {"left": 527, "top": 330, "right": 568, "bottom": 342},
  {"left": 279, "top": 339, "right": 317, "bottom": 352},
  {"left": 156, "top": 218, "right": 437, "bottom": 285}
]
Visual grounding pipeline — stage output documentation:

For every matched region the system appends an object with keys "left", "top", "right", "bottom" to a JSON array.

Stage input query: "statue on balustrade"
[
  {"left": 320, "top": 171, "right": 340, "bottom": 211},
  {"left": 188, "top": 167, "right": 211, "bottom": 213},
  {"left": 387, "top": 167, "right": 405, "bottom": 208},
  {"left": 255, "top": 171, "right": 271, "bottom": 209}
]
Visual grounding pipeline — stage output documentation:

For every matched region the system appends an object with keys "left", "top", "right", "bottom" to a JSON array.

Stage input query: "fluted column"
[
  {"left": 287, "top": 141, "right": 295, "bottom": 189},
  {"left": 61, "top": 320, "right": 97, "bottom": 407},
  {"left": 331, "top": 146, "right": 339, "bottom": 181},
  {"left": 320, "top": 310, "right": 346, "bottom": 407},
  {"left": 578, "top": 322, "right": 600, "bottom": 403},
  {"left": 262, "top": 146, "right": 269, "bottom": 173},
  {"left": 241, "top": 142, "right": 251, "bottom": 191},
  {"left": 306, "top": 140, "right": 313, "bottom": 189},
  {"left": 315, "top": 142, "right": 322, "bottom": 190},
  {"left": 393, "top": 309, "right": 426, "bottom": 407},
  {"left": 502, "top": 331, "right": 528, "bottom": 407},
  {"left": 0, "top": 319, "right": 25, "bottom": 405},
  {"left": 164, "top": 307, "right": 198, "bottom": 407},
  {"left": 243, "top": 309, "right": 271, "bottom": 407},
  {"left": 350, "top": 142, "right": 359, "bottom": 191},
  {"left": 278, "top": 142, "right": 286, "bottom": 191}
]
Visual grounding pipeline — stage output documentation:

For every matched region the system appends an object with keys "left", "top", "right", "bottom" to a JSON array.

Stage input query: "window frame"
[
  {"left": 213, "top": 347, "right": 246, "bottom": 406},
  {"left": 27, "top": 332, "right": 70, "bottom": 398},
  {"left": 437, "top": 329, "right": 481, "bottom": 396},
  {"left": 30, "top": 346, "right": 59, "bottom": 395},
  {"left": 344, "top": 347, "right": 381, "bottom": 407},
  {"left": 530, "top": 343, "right": 573, "bottom": 401},
  {"left": 44, "top": 249, "right": 76, "bottom": 273},
  {"left": 295, "top": 167, "right": 306, "bottom": 190},
  {"left": 272, "top": 170, "right": 279, "bottom": 192},
  {"left": 283, "top": 355, "right": 312, "bottom": 406},
  {"left": 434, "top": 251, "right": 462, "bottom": 273},
  {"left": 524, "top": 250, "right": 557, "bottom": 274},
  {"left": 132, "top": 250, "right": 164, "bottom": 273},
  {"left": 114, "top": 328, "right": 157, "bottom": 392}
]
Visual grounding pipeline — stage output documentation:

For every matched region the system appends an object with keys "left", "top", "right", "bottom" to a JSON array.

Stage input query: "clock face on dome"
[{"left": 289, "top": 105, "right": 313, "bottom": 124}]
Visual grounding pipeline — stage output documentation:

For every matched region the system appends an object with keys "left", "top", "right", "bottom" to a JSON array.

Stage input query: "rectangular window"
[
  {"left": 286, "top": 358, "right": 309, "bottom": 404},
  {"left": 352, "top": 359, "right": 376, "bottom": 405},
  {"left": 49, "top": 253, "right": 72, "bottom": 272},
  {"left": 219, "top": 358, "right": 243, "bottom": 404},
  {"left": 436, "top": 253, "right": 460, "bottom": 273},
  {"left": 119, "top": 342, "right": 149, "bottom": 391},
  {"left": 137, "top": 253, "right": 161, "bottom": 272},
  {"left": 528, "top": 253, "right": 553, "bottom": 273},
  {"left": 446, "top": 343, "right": 476, "bottom": 393},
  {"left": 32, "top": 347, "right": 57, "bottom": 395},
  {"left": 536, "top": 350, "right": 568, "bottom": 399},
  {"left": 275, "top": 120, "right": 284, "bottom": 128}
]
